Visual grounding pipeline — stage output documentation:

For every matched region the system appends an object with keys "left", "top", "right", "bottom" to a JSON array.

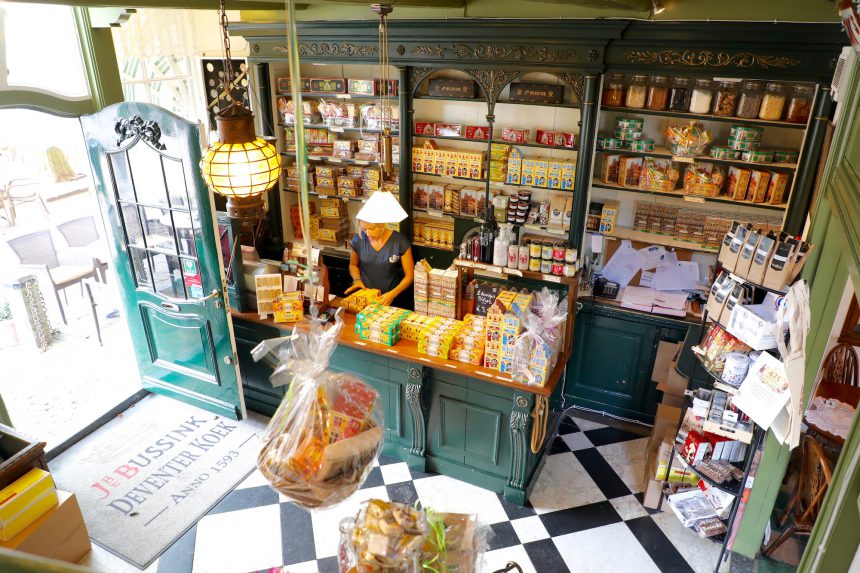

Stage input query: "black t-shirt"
[{"left": 350, "top": 230, "right": 411, "bottom": 294}]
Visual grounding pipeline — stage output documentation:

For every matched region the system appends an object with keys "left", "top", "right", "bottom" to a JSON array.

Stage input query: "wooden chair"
[
  {"left": 57, "top": 216, "right": 110, "bottom": 283},
  {"left": 819, "top": 343, "right": 859, "bottom": 387},
  {"left": 761, "top": 436, "right": 833, "bottom": 557},
  {"left": 6, "top": 230, "right": 97, "bottom": 325}
]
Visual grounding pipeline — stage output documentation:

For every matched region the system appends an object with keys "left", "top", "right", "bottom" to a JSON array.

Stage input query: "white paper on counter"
[
  {"left": 639, "top": 271, "right": 655, "bottom": 288},
  {"left": 733, "top": 352, "right": 791, "bottom": 432},
  {"left": 639, "top": 245, "right": 668, "bottom": 271},
  {"left": 602, "top": 240, "right": 645, "bottom": 288},
  {"left": 654, "top": 261, "right": 700, "bottom": 291}
]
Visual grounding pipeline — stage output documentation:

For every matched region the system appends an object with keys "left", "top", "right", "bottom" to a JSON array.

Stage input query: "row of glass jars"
[{"left": 602, "top": 74, "right": 813, "bottom": 124}]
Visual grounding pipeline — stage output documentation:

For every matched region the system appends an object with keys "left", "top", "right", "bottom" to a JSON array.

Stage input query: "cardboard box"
[
  {"left": 747, "top": 233, "right": 776, "bottom": 285},
  {"left": 734, "top": 229, "right": 762, "bottom": 280},
  {"left": 762, "top": 240, "right": 796, "bottom": 291},
  {"left": 0, "top": 468, "right": 58, "bottom": 541},
  {"left": 746, "top": 170, "right": 771, "bottom": 203},
  {"left": 651, "top": 341, "right": 681, "bottom": 386},
  {"left": 0, "top": 491, "right": 90, "bottom": 563},
  {"left": 726, "top": 167, "right": 751, "bottom": 201},
  {"left": 726, "top": 297, "right": 780, "bottom": 351},
  {"left": 767, "top": 172, "right": 790, "bottom": 205}
]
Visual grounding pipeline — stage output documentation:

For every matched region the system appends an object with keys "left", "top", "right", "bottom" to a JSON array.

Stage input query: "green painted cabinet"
[
  {"left": 233, "top": 318, "right": 284, "bottom": 417},
  {"left": 566, "top": 301, "right": 688, "bottom": 423}
]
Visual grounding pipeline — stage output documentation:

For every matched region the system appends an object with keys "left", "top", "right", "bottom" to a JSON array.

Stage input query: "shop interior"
[{"left": 1, "top": 1, "right": 860, "bottom": 573}]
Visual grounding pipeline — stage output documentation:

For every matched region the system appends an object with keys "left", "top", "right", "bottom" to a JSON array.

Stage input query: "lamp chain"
[{"left": 220, "top": 0, "right": 235, "bottom": 104}]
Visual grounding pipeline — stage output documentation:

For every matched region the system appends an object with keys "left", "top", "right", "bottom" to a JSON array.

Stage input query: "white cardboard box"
[{"left": 726, "top": 297, "right": 779, "bottom": 351}]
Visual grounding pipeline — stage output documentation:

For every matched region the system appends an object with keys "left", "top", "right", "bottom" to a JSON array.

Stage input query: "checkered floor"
[{"left": 89, "top": 414, "right": 751, "bottom": 573}]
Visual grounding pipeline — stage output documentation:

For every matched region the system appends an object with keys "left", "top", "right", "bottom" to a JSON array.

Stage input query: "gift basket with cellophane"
[
  {"left": 251, "top": 309, "right": 383, "bottom": 509},
  {"left": 511, "top": 288, "right": 568, "bottom": 387}
]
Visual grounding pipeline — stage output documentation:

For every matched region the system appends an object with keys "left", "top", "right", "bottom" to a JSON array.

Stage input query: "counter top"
[{"left": 231, "top": 308, "right": 565, "bottom": 397}]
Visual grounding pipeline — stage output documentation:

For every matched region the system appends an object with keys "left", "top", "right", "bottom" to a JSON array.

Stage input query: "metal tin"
[
  {"left": 597, "top": 136, "right": 613, "bottom": 149},
  {"left": 616, "top": 117, "right": 644, "bottom": 130},
  {"left": 727, "top": 136, "right": 761, "bottom": 151},
  {"left": 728, "top": 125, "right": 764, "bottom": 141},
  {"left": 773, "top": 149, "right": 800, "bottom": 164},
  {"left": 614, "top": 128, "right": 643, "bottom": 141},
  {"left": 742, "top": 149, "right": 774, "bottom": 163},
  {"left": 628, "top": 138, "right": 655, "bottom": 152},
  {"left": 604, "top": 137, "right": 625, "bottom": 149},
  {"left": 709, "top": 146, "right": 741, "bottom": 160}
]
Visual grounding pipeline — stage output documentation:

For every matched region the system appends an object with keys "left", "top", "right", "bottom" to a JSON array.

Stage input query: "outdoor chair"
[
  {"left": 5, "top": 178, "right": 49, "bottom": 215},
  {"left": 57, "top": 215, "right": 110, "bottom": 282},
  {"left": 6, "top": 230, "right": 97, "bottom": 325}
]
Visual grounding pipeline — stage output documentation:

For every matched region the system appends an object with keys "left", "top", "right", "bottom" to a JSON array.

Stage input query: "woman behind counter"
[{"left": 345, "top": 191, "right": 414, "bottom": 309}]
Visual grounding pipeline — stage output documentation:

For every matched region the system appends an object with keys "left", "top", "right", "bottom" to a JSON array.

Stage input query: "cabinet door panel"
[{"left": 429, "top": 381, "right": 468, "bottom": 464}]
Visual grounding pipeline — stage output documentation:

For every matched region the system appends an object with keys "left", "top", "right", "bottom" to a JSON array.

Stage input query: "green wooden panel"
[{"left": 428, "top": 380, "right": 468, "bottom": 465}]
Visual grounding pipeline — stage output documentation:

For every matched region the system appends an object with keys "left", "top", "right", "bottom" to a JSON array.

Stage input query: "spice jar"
[
  {"left": 736, "top": 80, "right": 763, "bottom": 119},
  {"left": 625, "top": 74, "right": 648, "bottom": 109},
  {"left": 712, "top": 81, "right": 739, "bottom": 116},
  {"left": 669, "top": 77, "right": 692, "bottom": 112},
  {"left": 689, "top": 78, "right": 713, "bottom": 114},
  {"left": 786, "top": 84, "right": 814, "bottom": 124},
  {"left": 646, "top": 75, "right": 670, "bottom": 111},
  {"left": 759, "top": 82, "right": 786, "bottom": 121},
  {"left": 602, "top": 73, "right": 625, "bottom": 107}
]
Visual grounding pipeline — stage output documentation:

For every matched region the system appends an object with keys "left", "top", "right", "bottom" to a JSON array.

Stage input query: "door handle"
[{"left": 198, "top": 289, "right": 221, "bottom": 303}]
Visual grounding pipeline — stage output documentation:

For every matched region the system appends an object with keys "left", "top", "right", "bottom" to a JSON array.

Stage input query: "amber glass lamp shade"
[{"left": 200, "top": 103, "right": 281, "bottom": 219}]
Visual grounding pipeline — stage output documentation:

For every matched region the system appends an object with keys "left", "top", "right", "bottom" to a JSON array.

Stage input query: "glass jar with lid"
[
  {"left": 646, "top": 75, "right": 670, "bottom": 111},
  {"left": 759, "top": 82, "right": 786, "bottom": 121},
  {"left": 712, "top": 81, "right": 739, "bottom": 116},
  {"left": 669, "top": 77, "right": 692, "bottom": 112},
  {"left": 735, "top": 80, "right": 764, "bottom": 119},
  {"left": 602, "top": 73, "right": 625, "bottom": 107},
  {"left": 689, "top": 78, "right": 713, "bottom": 114},
  {"left": 625, "top": 74, "right": 648, "bottom": 109},
  {"left": 786, "top": 84, "right": 814, "bottom": 124}
]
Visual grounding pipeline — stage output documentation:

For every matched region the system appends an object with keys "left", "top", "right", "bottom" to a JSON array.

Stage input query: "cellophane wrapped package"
[
  {"left": 251, "top": 310, "right": 383, "bottom": 509},
  {"left": 511, "top": 288, "right": 568, "bottom": 386}
]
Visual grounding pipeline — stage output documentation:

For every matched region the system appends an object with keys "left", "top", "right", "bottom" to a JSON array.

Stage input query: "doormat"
[{"left": 50, "top": 393, "right": 266, "bottom": 568}]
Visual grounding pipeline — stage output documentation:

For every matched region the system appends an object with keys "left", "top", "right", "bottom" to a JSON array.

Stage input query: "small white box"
[{"left": 726, "top": 295, "right": 780, "bottom": 351}]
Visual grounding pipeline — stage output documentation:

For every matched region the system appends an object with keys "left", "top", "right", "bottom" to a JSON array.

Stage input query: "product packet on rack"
[
  {"left": 250, "top": 308, "right": 383, "bottom": 509},
  {"left": 511, "top": 288, "right": 568, "bottom": 386}
]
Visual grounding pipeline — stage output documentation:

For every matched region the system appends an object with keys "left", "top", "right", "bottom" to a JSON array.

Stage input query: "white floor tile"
[
  {"left": 596, "top": 438, "right": 651, "bottom": 494},
  {"left": 379, "top": 462, "right": 412, "bottom": 485},
  {"left": 609, "top": 494, "right": 649, "bottom": 521},
  {"left": 286, "top": 560, "right": 326, "bottom": 573},
  {"left": 552, "top": 522, "right": 661, "bottom": 573},
  {"left": 510, "top": 515, "right": 550, "bottom": 543},
  {"left": 561, "top": 431, "right": 594, "bottom": 451},
  {"left": 310, "top": 485, "right": 390, "bottom": 560},
  {"left": 79, "top": 544, "right": 160, "bottom": 573},
  {"left": 192, "top": 504, "right": 283, "bottom": 573},
  {"left": 481, "top": 544, "right": 537, "bottom": 573},
  {"left": 570, "top": 416, "right": 608, "bottom": 431},
  {"left": 650, "top": 511, "right": 722, "bottom": 573},
  {"left": 528, "top": 452, "right": 606, "bottom": 515},
  {"left": 412, "top": 475, "right": 509, "bottom": 524},
  {"left": 236, "top": 468, "right": 270, "bottom": 490}
]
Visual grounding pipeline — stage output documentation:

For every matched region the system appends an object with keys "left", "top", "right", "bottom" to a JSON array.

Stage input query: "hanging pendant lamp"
[
  {"left": 372, "top": 3, "right": 394, "bottom": 179},
  {"left": 200, "top": 0, "right": 281, "bottom": 219}
]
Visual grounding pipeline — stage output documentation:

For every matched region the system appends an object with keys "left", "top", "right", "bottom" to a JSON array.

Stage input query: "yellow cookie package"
[{"left": 252, "top": 310, "right": 383, "bottom": 509}]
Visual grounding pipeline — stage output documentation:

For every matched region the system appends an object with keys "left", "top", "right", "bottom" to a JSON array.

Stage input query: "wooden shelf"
[
  {"left": 414, "top": 95, "right": 484, "bottom": 102},
  {"left": 600, "top": 227, "right": 719, "bottom": 254},
  {"left": 590, "top": 179, "right": 788, "bottom": 212},
  {"left": 600, "top": 106, "right": 808, "bottom": 130},
  {"left": 414, "top": 95, "right": 580, "bottom": 109},
  {"left": 725, "top": 272, "right": 788, "bottom": 295},
  {"left": 281, "top": 152, "right": 382, "bottom": 167},
  {"left": 413, "top": 133, "right": 578, "bottom": 152},
  {"left": 276, "top": 92, "right": 391, "bottom": 99},
  {"left": 412, "top": 240, "right": 453, "bottom": 251},
  {"left": 411, "top": 171, "right": 485, "bottom": 184},
  {"left": 278, "top": 122, "right": 399, "bottom": 135},
  {"left": 453, "top": 258, "right": 577, "bottom": 286},
  {"left": 594, "top": 145, "right": 798, "bottom": 172},
  {"left": 413, "top": 208, "right": 484, "bottom": 224},
  {"left": 673, "top": 444, "right": 743, "bottom": 496},
  {"left": 282, "top": 188, "right": 367, "bottom": 203},
  {"left": 412, "top": 208, "right": 569, "bottom": 236}
]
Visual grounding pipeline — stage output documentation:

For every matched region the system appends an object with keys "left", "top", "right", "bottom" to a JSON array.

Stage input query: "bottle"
[
  {"left": 518, "top": 240, "right": 530, "bottom": 270},
  {"left": 480, "top": 210, "right": 497, "bottom": 264},
  {"left": 689, "top": 78, "right": 713, "bottom": 114}
]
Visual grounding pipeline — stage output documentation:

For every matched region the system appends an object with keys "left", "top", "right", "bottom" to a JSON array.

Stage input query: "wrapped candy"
[
  {"left": 511, "top": 288, "right": 568, "bottom": 386},
  {"left": 342, "top": 499, "right": 428, "bottom": 572},
  {"left": 362, "top": 103, "right": 400, "bottom": 131},
  {"left": 683, "top": 162, "right": 725, "bottom": 197},
  {"left": 251, "top": 310, "right": 383, "bottom": 509},
  {"left": 665, "top": 121, "right": 713, "bottom": 157},
  {"left": 319, "top": 99, "right": 348, "bottom": 126},
  {"left": 420, "top": 510, "right": 489, "bottom": 573},
  {"left": 639, "top": 157, "right": 680, "bottom": 192}
]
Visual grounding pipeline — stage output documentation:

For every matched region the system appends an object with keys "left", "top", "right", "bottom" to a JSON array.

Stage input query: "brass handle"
[{"left": 198, "top": 289, "right": 221, "bottom": 303}]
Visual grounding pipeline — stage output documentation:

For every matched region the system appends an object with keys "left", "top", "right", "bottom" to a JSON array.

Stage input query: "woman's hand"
[
  {"left": 344, "top": 280, "right": 365, "bottom": 295},
  {"left": 378, "top": 290, "right": 397, "bottom": 307}
]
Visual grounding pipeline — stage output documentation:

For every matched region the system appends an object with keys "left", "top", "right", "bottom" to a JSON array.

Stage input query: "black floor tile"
[
  {"left": 208, "top": 485, "right": 280, "bottom": 516},
  {"left": 625, "top": 516, "right": 695, "bottom": 573},
  {"left": 409, "top": 466, "right": 436, "bottom": 481},
  {"left": 574, "top": 448, "right": 633, "bottom": 499},
  {"left": 497, "top": 493, "right": 537, "bottom": 520},
  {"left": 316, "top": 556, "right": 340, "bottom": 573},
  {"left": 488, "top": 521, "right": 521, "bottom": 551},
  {"left": 633, "top": 491, "right": 664, "bottom": 515},
  {"left": 539, "top": 500, "right": 622, "bottom": 537},
  {"left": 360, "top": 466, "right": 385, "bottom": 489},
  {"left": 558, "top": 418, "right": 580, "bottom": 435},
  {"left": 377, "top": 454, "right": 400, "bottom": 466},
  {"left": 280, "top": 502, "right": 316, "bottom": 565},
  {"left": 157, "top": 523, "right": 196, "bottom": 573},
  {"left": 548, "top": 437, "right": 572, "bottom": 455},
  {"left": 729, "top": 552, "right": 756, "bottom": 573},
  {"left": 523, "top": 538, "right": 571, "bottom": 572},
  {"left": 386, "top": 481, "right": 419, "bottom": 506},
  {"left": 583, "top": 426, "right": 646, "bottom": 447}
]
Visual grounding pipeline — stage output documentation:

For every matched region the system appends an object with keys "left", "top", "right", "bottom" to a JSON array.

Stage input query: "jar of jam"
[
  {"left": 529, "top": 255, "right": 541, "bottom": 272},
  {"left": 540, "top": 259, "right": 552, "bottom": 274},
  {"left": 736, "top": 80, "right": 763, "bottom": 119},
  {"left": 551, "top": 262, "right": 564, "bottom": 276},
  {"left": 563, "top": 263, "right": 577, "bottom": 278},
  {"left": 759, "top": 82, "right": 786, "bottom": 121},
  {"left": 786, "top": 84, "right": 813, "bottom": 124},
  {"left": 625, "top": 74, "right": 648, "bottom": 109},
  {"left": 646, "top": 75, "right": 670, "bottom": 111},
  {"left": 689, "top": 78, "right": 713, "bottom": 114},
  {"left": 602, "top": 73, "right": 625, "bottom": 107},
  {"left": 565, "top": 245, "right": 578, "bottom": 264},
  {"left": 712, "top": 81, "right": 739, "bottom": 116},
  {"left": 541, "top": 241, "right": 554, "bottom": 261},
  {"left": 529, "top": 240, "right": 542, "bottom": 260},
  {"left": 668, "top": 77, "right": 691, "bottom": 112},
  {"left": 552, "top": 242, "right": 566, "bottom": 262}
]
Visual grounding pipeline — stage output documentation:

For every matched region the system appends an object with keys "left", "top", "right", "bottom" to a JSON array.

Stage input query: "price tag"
[
  {"left": 722, "top": 411, "right": 739, "bottom": 424},
  {"left": 684, "top": 196, "right": 706, "bottom": 204},
  {"left": 672, "top": 155, "right": 695, "bottom": 163},
  {"left": 328, "top": 158, "right": 342, "bottom": 163},
  {"left": 427, "top": 210, "right": 444, "bottom": 218},
  {"left": 308, "top": 155, "right": 324, "bottom": 161},
  {"left": 524, "top": 224, "right": 541, "bottom": 231},
  {"left": 543, "top": 275, "right": 562, "bottom": 283},
  {"left": 473, "top": 217, "right": 483, "bottom": 223},
  {"left": 317, "top": 194, "right": 328, "bottom": 199},
  {"left": 329, "top": 126, "right": 344, "bottom": 133},
  {"left": 335, "top": 94, "right": 351, "bottom": 99},
  {"left": 548, "top": 228, "right": 566, "bottom": 236},
  {"left": 353, "top": 160, "right": 369, "bottom": 166}
]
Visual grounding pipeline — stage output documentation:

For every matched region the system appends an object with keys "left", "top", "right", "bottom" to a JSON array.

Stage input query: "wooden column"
[
  {"left": 504, "top": 392, "right": 533, "bottom": 505},
  {"left": 404, "top": 365, "right": 428, "bottom": 471}
]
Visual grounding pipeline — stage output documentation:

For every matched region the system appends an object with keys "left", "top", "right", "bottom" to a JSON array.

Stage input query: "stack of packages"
[
  {"left": 314, "top": 198, "right": 351, "bottom": 246},
  {"left": 361, "top": 167, "right": 382, "bottom": 198},
  {"left": 289, "top": 202, "right": 317, "bottom": 239},
  {"left": 483, "top": 290, "right": 519, "bottom": 371},
  {"left": 418, "top": 318, "right": 465, "bottom": 359},
  {"left": 489, "top": 143, "right": 511, "bottom": 183},
  {"left": 413, "top": 261, "right": 430, "bottom": 314},
  {"left": 401, "top": 312, "right": 435, "bottom": 342},
  {"left": 412, "top": 141, "right": 486, "bottom": 181},
  {"left": 341, "top": 288, "right": 380, "bottom": 314},
  {"left": 510, "top": 289, "right": 568, "bottom": 386},
  {"left": 337, "top": 167, "right": 362, "bottom": 199},
  {"left": 354, "top": 305, "right": 410, "bottom": 346},
  {"left": 313, "top": 166, "right": 343, "bottom": 195},
  {"left": 428, "top": 268, "right": 458, "bottom": 319},
  {"left": 449, "top": 314, "right": 487, "bottom": 365},
  {"left": 271, "top": 291, "right": 304, "bottom": 323}
]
